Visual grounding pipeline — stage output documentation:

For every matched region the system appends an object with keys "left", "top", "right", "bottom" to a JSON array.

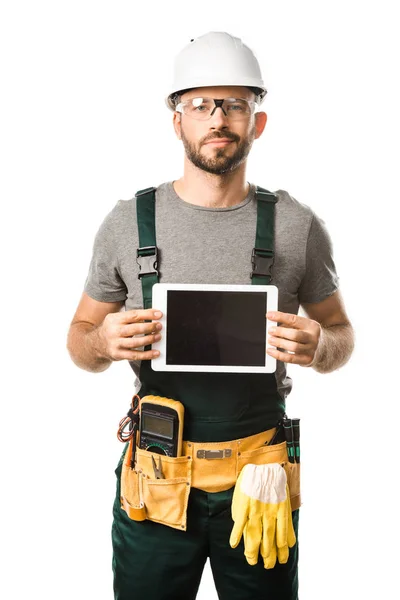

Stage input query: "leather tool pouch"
[
  {"left": 134, "top": 446, "right": 192, "bottom": 531},
  {"left": 119, "top": 439, "right": 192, "bottom": 531},
  {"left": 118, "top": 429, "right": 301, "bottom": 532},
  {"left": 119, "top": 438, "right": 146, "bottom": 522}
]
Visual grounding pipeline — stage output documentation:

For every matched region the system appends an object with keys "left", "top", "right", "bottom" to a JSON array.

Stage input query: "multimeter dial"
[{"left": 144, "top": 441, "right": 168, "bottom": 455}]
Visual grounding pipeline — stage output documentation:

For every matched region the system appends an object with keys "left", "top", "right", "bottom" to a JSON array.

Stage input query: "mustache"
[{"left": 202, "top": 132, "right": 239, "bottom": 144}]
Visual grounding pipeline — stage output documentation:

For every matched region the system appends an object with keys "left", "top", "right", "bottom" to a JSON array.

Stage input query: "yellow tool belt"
[{"left": 120, "top": 426, "right": 301, "bottom": 532}]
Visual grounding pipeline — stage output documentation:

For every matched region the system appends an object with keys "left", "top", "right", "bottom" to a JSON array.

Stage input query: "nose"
[
  {"left": 208, "top": 106, "right": 229, "bottom": 129},
  {"left": 210, "top": 100, "right": 228, "bottom": 118}
]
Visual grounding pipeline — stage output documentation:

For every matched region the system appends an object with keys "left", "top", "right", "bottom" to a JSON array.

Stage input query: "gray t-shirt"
[{"left": 84, "top": 181, "right": 339, "bottom": 400}]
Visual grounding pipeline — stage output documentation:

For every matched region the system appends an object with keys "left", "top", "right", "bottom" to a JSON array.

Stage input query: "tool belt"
[{"left": 119, "top": 426, "right": 301, "bottom": 532}]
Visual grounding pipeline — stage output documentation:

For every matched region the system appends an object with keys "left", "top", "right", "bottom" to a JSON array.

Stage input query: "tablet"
[{"left": 151, "top": 283, "right": 278, "bottom": 373}]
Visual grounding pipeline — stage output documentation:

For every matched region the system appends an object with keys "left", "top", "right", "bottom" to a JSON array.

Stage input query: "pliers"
[{"left": 151, "top": 455, "right": 165, "bottom": 479}]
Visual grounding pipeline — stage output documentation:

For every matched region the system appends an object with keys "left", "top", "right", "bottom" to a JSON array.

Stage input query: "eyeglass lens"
[{"left": 180, "top": 98, "right": 254, "bottom": 120}]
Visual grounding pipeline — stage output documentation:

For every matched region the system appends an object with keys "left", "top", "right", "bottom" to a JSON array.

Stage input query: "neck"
[{"left": 173, "top": 159, "right": 250, "bottom": 208}]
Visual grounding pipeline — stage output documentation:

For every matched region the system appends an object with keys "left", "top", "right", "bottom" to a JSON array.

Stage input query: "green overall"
[{"left": 112, "top": 186, "right": 300, "bottom": 600}]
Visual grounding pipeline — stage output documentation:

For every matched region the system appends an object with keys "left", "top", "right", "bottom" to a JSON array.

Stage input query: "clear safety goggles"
[{"left": 175, "top": 97, "right": 258, "bottom": 121}]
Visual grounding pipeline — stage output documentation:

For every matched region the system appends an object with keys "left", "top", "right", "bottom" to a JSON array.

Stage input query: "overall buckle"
[
  {"left": 136, "top": 246, "right": 159, "bottom": 279},
  {"left": 251, "top": 247, "right": 274, "bottom": 280}
]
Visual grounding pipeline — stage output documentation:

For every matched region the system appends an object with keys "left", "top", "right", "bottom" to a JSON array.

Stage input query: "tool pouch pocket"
[
  {"left": 133, "top": 447, "right": 192, "bottom": 531},
  {"left": 237, "top": 441, "right": 301, "bottom": 511},
  {"left": 119, "top": 440, "right": 146, "bottom": 521},
  {"left": 284, "top": 460, "right": 301, "bottom": 510}
]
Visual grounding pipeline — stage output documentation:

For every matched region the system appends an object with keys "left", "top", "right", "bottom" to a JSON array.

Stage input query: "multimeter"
[{"left": 138, "top": 396, "right": 184, "bottom": 457}]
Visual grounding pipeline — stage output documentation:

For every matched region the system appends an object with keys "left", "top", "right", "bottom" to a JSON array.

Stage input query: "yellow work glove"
[{"left": 229, "top": 463, "right": 296, "bottom": 569}]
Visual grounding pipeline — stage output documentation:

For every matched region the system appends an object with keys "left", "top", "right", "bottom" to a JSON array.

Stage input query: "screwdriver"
[
  {"left": 283, "top": 418, "right": 295, "bottom": 463},
  {"left": 291, "top": 418, "right": 300, "bottom": 463}
]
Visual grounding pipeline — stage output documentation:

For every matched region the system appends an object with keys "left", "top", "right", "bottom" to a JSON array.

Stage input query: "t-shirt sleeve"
[
  {"left": 83, "top": 205, "right": 127, "bottom": 302},
  {"left": 297, "top": 212, "right": 340, "bottom": 304}
]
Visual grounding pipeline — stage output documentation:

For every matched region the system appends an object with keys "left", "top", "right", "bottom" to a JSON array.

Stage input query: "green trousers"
[{"left": 112, "top": 457, "right": 299, "bottom": 599}]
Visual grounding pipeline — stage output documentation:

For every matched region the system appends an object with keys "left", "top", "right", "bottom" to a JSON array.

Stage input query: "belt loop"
[{"left": 186, "top": 441, "right": 193, "bottom": 460}]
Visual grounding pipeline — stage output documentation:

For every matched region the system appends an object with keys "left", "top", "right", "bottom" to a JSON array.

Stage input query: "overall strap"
[
  {"left": 135, "top": 185, "right": 278, "bottom": 307},
  {"left": 135, "top": 186, "right": 159, "bottom": 309},
  {"left": 251, "top": 186, "right": 278, "bottom": 285}
]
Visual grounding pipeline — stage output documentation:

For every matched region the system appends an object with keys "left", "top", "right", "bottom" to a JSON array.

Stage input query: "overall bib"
[{"left": 112, "top": 186, "right": 299, "bottom": 600}]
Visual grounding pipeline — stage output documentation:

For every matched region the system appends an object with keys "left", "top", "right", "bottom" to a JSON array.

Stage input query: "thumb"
[{"left": 229, "top": 513, "right": 247, "bottom": 548}]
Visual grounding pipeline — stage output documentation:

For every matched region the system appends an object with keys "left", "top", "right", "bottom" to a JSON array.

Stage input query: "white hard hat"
[{"left": 165, "top": 32, "right": 268, "bottom": 111}]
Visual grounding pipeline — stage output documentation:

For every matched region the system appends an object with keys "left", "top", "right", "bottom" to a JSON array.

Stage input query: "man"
[{"left": 67, "top": 32, "right": 354, "bottom": 600}]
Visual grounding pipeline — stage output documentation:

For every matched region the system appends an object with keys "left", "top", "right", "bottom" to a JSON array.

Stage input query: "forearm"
[
  {"left": 310, "top": 323, "right": 355, "bottom": 374},
  {"left": 66, "top": 322, "right": 112, "bottom": 373}
]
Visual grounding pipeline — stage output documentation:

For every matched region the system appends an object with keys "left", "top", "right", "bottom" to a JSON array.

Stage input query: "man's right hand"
[{"left": 97, "top": 309, "right": 163, "bottom": 362}]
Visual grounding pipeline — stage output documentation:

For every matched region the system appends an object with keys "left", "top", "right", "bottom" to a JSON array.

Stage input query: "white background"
[{"left": 1, "top": 1, "right": 399, "bottom": 598}]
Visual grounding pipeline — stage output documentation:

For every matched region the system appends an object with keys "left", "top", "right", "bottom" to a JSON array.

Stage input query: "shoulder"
[
  {"left": 107, "top": 182, "right": 168, "bottom": 236},
  {"left": 98, "top": 199, "right": 134, "bottom": 240},
  {"left": 274, "top": 189, "right": 314, "bottom": 220},
  {"left": 114, "top": 182, "right": 167, "bottom": 211},
  {"left": 109, "top": 184, "right": 158, "bottom": 222},
  {"left": 268, "top": 189, "right": 316, "bottom": 238}
]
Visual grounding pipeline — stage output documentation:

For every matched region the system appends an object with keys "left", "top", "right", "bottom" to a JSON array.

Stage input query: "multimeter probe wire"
[{"left": 117, "top": 394, "right": 141, "bottom": 443}]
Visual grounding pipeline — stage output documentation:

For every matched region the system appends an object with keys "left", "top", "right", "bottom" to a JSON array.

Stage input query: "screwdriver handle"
[
  {"left": 283, "top": 418, "right": 295, "bottom": 464},
  {"left": 291, "top": 418, "right": 300, "bottom": 463}
]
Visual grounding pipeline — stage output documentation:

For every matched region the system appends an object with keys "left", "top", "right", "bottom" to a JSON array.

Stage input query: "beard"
[{"left": 180, "top": 124, "right": 256, "bottom": 175}]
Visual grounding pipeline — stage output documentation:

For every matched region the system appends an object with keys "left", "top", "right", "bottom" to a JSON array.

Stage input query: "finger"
[
  {"left": 243, "top": 522, "right": 260, "bottom": 566},
  {"left": 276, "top": 498, "right": 288, "bottom": 550},
  {"left": 114, "top": 348, "right": 160, "bottom": 362},
  {"left": 268, "top": 326, "right": 311, "bottom": 344},
  {"left": 120, "top": 321, "right": 162, "bottom": 338},
  {"left": 260, "top": 510, "right": 277, "bottom": 563},
  {"left": 266, "top": 347, "right": 315, "bottom": 366},
  {"left": 277, "top": 544, "right": 289, "bottom": 564},
  {"left": 243, "top": 515, "right": 262, "bottom": 565},
  {"left": 120, "top": 309, "right": 163, "bottom": 324},
  {"left": 288, "top": 516, "right": 297, "bottom": 548},
  {"left": 229, "top": 516, "right": 248, "bottom": 549},
  {"left": 230, "top": 482, "right": 250, "bottom": 548},
  {"left": 268, "top": 335, "right": 312, "bottom": 353},
  {"left": 263, "top": 542, "right": 277, "bottom": 569},
  {"left": 276, "top": 488, "right": 296, "bottom": 561},
  {"left": 229, "top": 500, "right": 250, "bottom": 548},
  {"left": 286, "top": 492, "right": 297, "bottom": 549},
  {"left": 119, "top": 332, "right": 161, "bottom": 350},
  {"left": 266, "top": 311, "right": 310, "bottom": 330}
]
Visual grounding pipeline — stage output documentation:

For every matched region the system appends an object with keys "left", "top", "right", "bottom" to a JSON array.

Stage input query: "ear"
[
  {"left": 173, "top": 112, "right": 182, "bottom": 140},
  {"left": 254, "top": 111, "right": 267, "bottom": 139}
]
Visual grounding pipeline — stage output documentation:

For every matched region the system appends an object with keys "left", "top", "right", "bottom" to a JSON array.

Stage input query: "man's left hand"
[{"left": 266, "top": 311, "right": 322, "bottom": 367}]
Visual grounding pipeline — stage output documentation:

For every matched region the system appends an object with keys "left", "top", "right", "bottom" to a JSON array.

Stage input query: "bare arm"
[
  {"left": 306, "top": 322, "right": 354, "bottom": 374},
  {"left": 266, "top": 290, "right": 355, "bottom": 373},
  {"left": 66, "top": 293, "right": 124, "bottom": 373},
  {"left": 66, "top": 293, "right": 163, "bottom": 373},
  {"left": 301, "top": 290, "right": 355, "bottom": 374}
]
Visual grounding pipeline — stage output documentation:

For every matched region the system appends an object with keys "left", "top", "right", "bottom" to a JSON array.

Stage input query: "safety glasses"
[{"left": 175, "top": 97, "right": 258, "bottom": 121}]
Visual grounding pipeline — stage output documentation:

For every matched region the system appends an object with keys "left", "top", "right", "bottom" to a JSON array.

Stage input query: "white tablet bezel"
[{"left": 150, "top": 283, "right": 278, "bottom": 373}]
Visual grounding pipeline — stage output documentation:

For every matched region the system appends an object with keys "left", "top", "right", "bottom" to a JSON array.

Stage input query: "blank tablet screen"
[{"left": 166, "top": 290, "right": 267, "bottom": 367}]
